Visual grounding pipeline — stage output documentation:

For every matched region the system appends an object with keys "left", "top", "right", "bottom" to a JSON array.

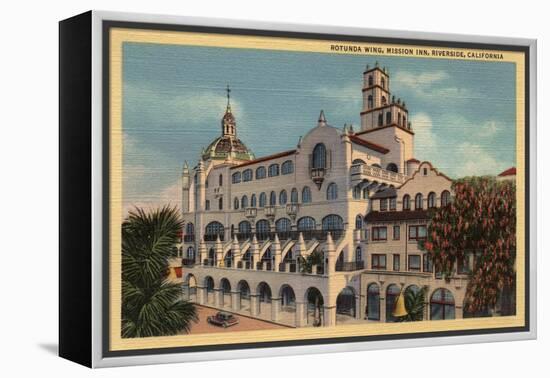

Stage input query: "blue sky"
[{"left": 122, "top": 42, "right": 516, "bottom": 211}]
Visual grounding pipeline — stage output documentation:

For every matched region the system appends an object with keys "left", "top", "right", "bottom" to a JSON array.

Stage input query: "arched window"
[
  {"left": 381, "top": 95, "right": 387, "bottom": 105},
  {"left": 250, "top": 194, "right": 257, "bottom": 207},
  {"left": 259, "top": 192, "right": 266, "bottom": 207},
  {"left": 428, "top": 192, "right": 436, "bottom": 208},
  {"left": 415, "top": 193, "right": 423, "bottom": 210},
  {"left": 238, "top": 221, "right": 251, "bottom": 234},
  {"left": 367, "top": 283, "right": 380, "bottom": 320},
  {"left": 381, "top": 77, "right": 385, "bottom": 88},
  {"left": 386, "top": 111, "right": 392, "bottom": 125},
  {"left": 269, "top": 191, "right": 276, "bottom": 206},
  {"left": 243, "top": 169, "right": 253, "bottom": 182},
  {"left": 352, "top": 158, "right": 366, "bottom": 165},
  {"left": 355, "top": 214, "right": 363, "bottom": 230},
  {"left": 241, "top": 195, "right": 248, "bottom": 209},
  {"left": 355, "top": 246, "right": 362, "bottom": 262},
  {"left": 322, "top": 214, "right": 344, "bottom": 231},
  {"left": 441, "top": 190, "right": 451, "bottom": 206},
  {"left": 368, "top": 75, "right": 373, "bottom": 86},
  {"left": 386, "top": 284, "right": 401, "bottom": 322},
  {"left": 255, "top": 219, "right": 270, "bottom": 236},
  {"left": 256, "top": 166, "right": 266, "bottom": 179},
  {"left": 219, "top": 174, "right": 223, "bottom": 186},
  {"left": 326, "top": 182, "right": 338, "bottom": 200},
  {"left": 205, "top": 221, "right": 224, "bottom": 238},
  {"left": 398, "top": 112, "right": 402, "bottom": 126},
  {"left": 312, "top": 143, "right": 327, "bottom": 169},
  {"left": 367, "top": 95, "right": 373, "bottom": 109},
  {"left": 205, "top": 179, "right": 209, "bottom": 188},
  {"left": 281, "top": 160, "right": 294, "bottom": 175},
  {"left": 291, "top": 188, "right": 298, "bottom": 203},
  {"left": 234, "top": 197, "right": 239, "bottom": 210},
  {"left": 386, "top": 163, "right": 398, "bottom": 173},
  {"left": 403, "top": 116, "right": 407, "bottom": 127},
  {"left": 275, "top": 218, "right": 291, "bottom": 233},
  {"left": 378, "top": 114, "right": 383, "bottom": 126},
  {"left": 430, "top": 289, "right": 455, "bottom": 320},
  {"left": 187, "top": 246, "right": 195, "bottom": 260},
  {"left": 218, "top": 197, "right": 223, "bottom": 210},
  {"left": 279, "top": 190, "right": 287, "bottom": 205},
  {"left": 185, "top": 222, "right": 194, "bottom": 235},
  {"left": 403, "top": 194, "right": 410, "bottom": 210},
  {"left": 353, "top": 186, "right": 361, "bottom": 199},
  {"left": 232, "top": 172, "right": 241, "bottom": 184},
  {"left": 297, "top": 216, "right": 316, "bottom": 231},
  {"left": 302, "top": 186, "right": 312, "bottom": 203},
  {"left": 268, "top": 164, "right": 279, "bottom": 177}
]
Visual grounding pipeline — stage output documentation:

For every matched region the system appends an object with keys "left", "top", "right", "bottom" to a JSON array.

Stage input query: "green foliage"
[
  {"left": 397, "top": 287, "right": 426, "bottom": 322},
  {"left": 419, "top": 176, "right": 516, "bottom": 314},
  {"left": 121, "top": 206, "right": 198, "bottom": 338},
  {"left": 298, "top": 250, "right": 324, "bottom": 274}
]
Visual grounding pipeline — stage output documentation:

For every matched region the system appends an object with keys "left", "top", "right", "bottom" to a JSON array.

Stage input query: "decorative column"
[
  {"left": 251, "top": 235, "right": 260, "bottom": 270},
  {"left": 214, "top": 288, "right": 222, "bottom": 308},
  {"left": 295, "top": 301, "right": 306, "bottom": 327},
  {"left": 272, "top": 233, "right": 281, "bottom": 271},
  {"left": 271, "top": 297, "right": 281, "bottom": 322},
  {"left": 323, "top": 305, "right": 336, "bottom": 327},
  {"left": 182, "top": 283, "right": 190, "bottom": 301},
  {"left": 197, "top": 287, "right": 206, "bottom": 305},
  {"left": 231, "top": 291, "right": 240, "bottom": 311},
  {"left": 379, "top": 282, "right": 387, "bottom": 322},
  {"left": 326, "top": 233, "right": 336, "bottom": 275},
  {"left": 215, "top": 235, "right": 223, "bottom": 267},
  {"left": 198, "top": 240, "right": 206, "bottom": 265},
  {"left": 232, "top": 234, "right": 240, "bottom": 267},
  {"left": 250, "top": 295, "right": 259, "bottom": 316}
]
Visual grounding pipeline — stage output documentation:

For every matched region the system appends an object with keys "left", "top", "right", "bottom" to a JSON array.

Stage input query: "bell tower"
[{"left": 360, "top": 62, "right": 411, "bottom": 131}]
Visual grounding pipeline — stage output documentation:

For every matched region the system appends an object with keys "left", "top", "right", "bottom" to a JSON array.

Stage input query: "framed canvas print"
[{"left": 59, "top": 10, "right": 537, "bottom": 368}]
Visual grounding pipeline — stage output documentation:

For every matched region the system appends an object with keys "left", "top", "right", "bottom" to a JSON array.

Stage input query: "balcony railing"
[
  {"left": 335, "top": 261, "right": 365, "bottom": 272},
  {"left": 244, "top": 207, "right": 257, "bottom": 219},
  {"left": 235, "top": 232, "right": 252, "bottom": 241},
  {"left": 264, "top": 206, "right": 276, "bottom": 218},
  {"left": 286, "top": 203, "right": 299, "bottom": 218},
  {"left": 182, "top": 258, "right": 195, "bottom": 267},
  {"left": 183, "top": 235, "right": 195, "bottom": 242},
  {"left": 203, "top": 258, "right": 215, "bottom": 266},
  {"left": 204, "top": 233, "right": 224, "bottom": 242},
  {"left": 350, "top": 163, "right": 407, "bottom": 184}
]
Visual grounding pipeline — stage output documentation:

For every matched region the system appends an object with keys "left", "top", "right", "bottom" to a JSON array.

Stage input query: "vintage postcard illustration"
[{"left": 105, "top": 24, "right": 528, "bottom": 354}]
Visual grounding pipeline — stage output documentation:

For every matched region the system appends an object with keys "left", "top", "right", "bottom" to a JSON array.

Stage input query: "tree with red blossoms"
[{"left": 419, "top": 176, "right": 516, "bottom": 316}]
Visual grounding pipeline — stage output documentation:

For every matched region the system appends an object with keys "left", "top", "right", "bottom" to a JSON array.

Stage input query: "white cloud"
[
  {"left": 124, "top": 83, "right": 244, "bottom": 125},
  {"left": 123, "top": 180, "right": 181, "bottom": 217},
  {"left": 477, "top": 120, "right": 502, "bottom": 137},
  {"left": 393, "top": 70, "right": 450, "bottom": 87},
  {"left": 453, "top": 142, "right": 506, "bottom": 177},
  {"left": 411, "top": 112, "right": 437, "bottom": 149}
]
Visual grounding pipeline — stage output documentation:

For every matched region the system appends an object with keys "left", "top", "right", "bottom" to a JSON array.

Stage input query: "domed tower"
[{"left": 202, "top": 85, "right": 255, "bottom": 163}]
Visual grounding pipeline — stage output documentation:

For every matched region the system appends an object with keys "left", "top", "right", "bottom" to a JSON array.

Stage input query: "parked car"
[{"left": 207, "top": 311, "right": 239, "bottom": 328}]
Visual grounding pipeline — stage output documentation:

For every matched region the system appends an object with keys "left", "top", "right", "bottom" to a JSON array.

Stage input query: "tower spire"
[
  {"left": 221, "top": 84, "right": 236, "bottom": 137},
  {"left": 226, "top": 84, "right": 232, "bottom": 111}
]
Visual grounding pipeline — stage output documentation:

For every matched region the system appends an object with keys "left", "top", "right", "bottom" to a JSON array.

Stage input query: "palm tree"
[
  {"left": 397, "top": 286, "right": 426, "bottom": 322},
  {"left": 121, "top": 206, "right": 198, "bottom": 338}
]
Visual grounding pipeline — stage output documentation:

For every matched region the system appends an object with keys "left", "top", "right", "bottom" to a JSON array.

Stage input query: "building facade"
[{"left": 176, "top": 63, "right": 471, "bottom": 327}]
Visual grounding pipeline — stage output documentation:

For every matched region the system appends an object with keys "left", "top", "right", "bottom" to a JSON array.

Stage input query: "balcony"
[
  {"left": 204, "top": 233, "right": 224, "bottom": 242},
  {"left": 286, "top": 203, "right": 299, "bottom": 219},
  {"left": 335, "top": 261, "right": 365, "bottom": 272},
  {"left": 350, "top": 163, "right": 407, "bottom": 186},
  {"left": 244, "top": 207, "right": 257, "bottom": 219},
  {"left": 264, "top": 206, "right": 276, "bottom": 219},
  {"left": 310, "top": 168, "right": 325, "bottom": 189}
]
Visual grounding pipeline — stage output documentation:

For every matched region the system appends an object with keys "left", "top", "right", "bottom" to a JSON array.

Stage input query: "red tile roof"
[
  {"left": 498, "top": 167, "right": 516, "bottom": 177},
  {"left": 230, "top": 149, "right": 296, "bottom": 169},
  {"left": 349, "top": 135, "right": 389, "bottom": 154}
]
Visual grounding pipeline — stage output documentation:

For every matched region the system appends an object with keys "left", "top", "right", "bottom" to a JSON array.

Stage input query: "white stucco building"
[{"left": 176, "top": 63, "right": 471, "bottom": 327}]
